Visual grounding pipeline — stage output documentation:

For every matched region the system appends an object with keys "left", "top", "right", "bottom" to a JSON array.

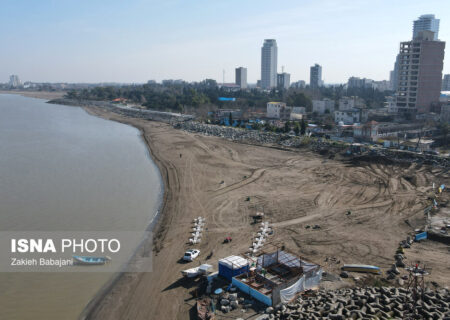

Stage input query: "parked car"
[{"left": 183, "top": 249, "right": 200, "bottom": 262}]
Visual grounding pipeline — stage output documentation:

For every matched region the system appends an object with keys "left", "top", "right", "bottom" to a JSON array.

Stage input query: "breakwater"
[{"left": 177, "top": 121, "right": 450, "bottom": 168}]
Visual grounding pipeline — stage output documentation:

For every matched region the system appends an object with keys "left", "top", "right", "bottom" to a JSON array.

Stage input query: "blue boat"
[{"left": 72, "top": 255, "right": 111, "bottom": 265}]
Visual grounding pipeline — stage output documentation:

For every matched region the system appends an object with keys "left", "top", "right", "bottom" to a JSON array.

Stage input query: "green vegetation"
[
  {"left": 65, "top": 80, "right": 391, "bottom": 113},
  {"left": 300, "top": 118, "right": 306, "bottom": 135}
]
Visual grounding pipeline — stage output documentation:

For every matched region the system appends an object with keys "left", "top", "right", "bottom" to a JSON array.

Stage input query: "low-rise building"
[
  {"left": 312, "top": 99, "right": 335, "bottom": 114},
  {"left": 291, "top": 106, "right": 306, "bottom": 114},
  {"left": 353, "top": 121, "right": 429, "bottom": 142},
  {"left": 290, "top": 107, "right": 306, "bottom": 120},
  {"left": 401, "top": 139, "right": 434, "bottom": 152},
  {"left": 334, "top": 108, "right": 368, "bottom": 125},
  {"left": 386, "top": 96, "right": 398, "bottom": 113},
  {"left": 267, "top": 103, "right": 308, "bottom": 121},
  {"left": 232, "top": 248, "right": 322, "bottom": 306},
  {"left": 267, "top": 102, "right": 290, "bottom": 120},
  {"left": 339, "top": 97, "right": 358, "bottom": 111},
  {"left": 215, "top": 109, "right": 243, "bottom": 121},
  {"left": 220, "top": 83, "right": 241, "bottom": 92}
]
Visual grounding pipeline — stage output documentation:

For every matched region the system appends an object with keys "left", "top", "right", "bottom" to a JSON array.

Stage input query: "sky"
[{"left": 1, "top": 0, "right": 450, "bottom": 84}]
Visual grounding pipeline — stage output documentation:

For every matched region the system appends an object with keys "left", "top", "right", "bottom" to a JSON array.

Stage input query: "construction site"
[{"left": 82, "top": 108, "right": 450, "bottom": 320}]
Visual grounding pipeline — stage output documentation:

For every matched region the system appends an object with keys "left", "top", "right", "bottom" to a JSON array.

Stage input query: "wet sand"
[{"left": 82, "top": 106, "right": 450, "bottom": 320}]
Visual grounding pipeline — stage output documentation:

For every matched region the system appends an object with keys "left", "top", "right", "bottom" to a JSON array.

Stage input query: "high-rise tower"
[
  {"left": 261, "top": 39, "right": 278, "bottom": 89},
  {"left": 413, "top": 14, "right": 440, "bottom": 40}
]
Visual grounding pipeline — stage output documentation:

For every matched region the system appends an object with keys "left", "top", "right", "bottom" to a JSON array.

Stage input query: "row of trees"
[{"left": 65, "top": 79, "right": 391, "bottom": 113}]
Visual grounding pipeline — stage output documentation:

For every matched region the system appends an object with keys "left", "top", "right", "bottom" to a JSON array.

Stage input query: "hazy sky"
[{"left": 1, "top": 0, "right": 449, "bottom": 84}]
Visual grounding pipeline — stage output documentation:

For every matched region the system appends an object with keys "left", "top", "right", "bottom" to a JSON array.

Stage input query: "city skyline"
[{"left": 1, "top": 0, "right": 450, "bottom": 84}]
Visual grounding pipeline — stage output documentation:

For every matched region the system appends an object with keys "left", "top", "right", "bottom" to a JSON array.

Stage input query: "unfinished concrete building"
[{"left": 395, "top": 31, "right": 445, "bottom": 117}]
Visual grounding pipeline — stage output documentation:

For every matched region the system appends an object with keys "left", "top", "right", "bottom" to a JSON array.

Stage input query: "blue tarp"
[
  {"left": 415, "top": 232, "right": 427, "bottom": 241},
  {"left": 218, "top": 97, "right": 236, "bottom": 102}
]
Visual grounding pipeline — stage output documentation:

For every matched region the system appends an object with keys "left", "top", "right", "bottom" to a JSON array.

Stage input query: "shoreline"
[
  {"left": 1, "top": 93, "right": 169, "bottom": 319},
  {"left": 78, "top": 107, "right": 171, "bottom": 320},
  {"left": 11, "top": 96, "right": 446, "bottom": 319},
  {"left": 78, "top": 104, "right": 449, "bottom": 320},
  {"left": 0, "top": 90, "right": 65, "bottom": 100}
]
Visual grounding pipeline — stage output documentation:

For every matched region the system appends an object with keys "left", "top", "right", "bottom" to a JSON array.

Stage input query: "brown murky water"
[{"left": 0, "top": 94, "right": 161, "bottom": 319}]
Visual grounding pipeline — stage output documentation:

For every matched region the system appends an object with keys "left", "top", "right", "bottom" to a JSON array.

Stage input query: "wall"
[{"left": 232, "top": 278, "right": 272, "bottom": 306}]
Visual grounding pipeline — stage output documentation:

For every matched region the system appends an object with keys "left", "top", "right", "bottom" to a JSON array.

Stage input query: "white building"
[
  {"left": 312, "top": 99, "right": 334, "bottom": 114},
  {"left": 266, "top": 102, "right": 290, "bottom": 120},
  {"left": 413, "top": 14, "right": 439, "bottom": 40},
  {"left": 385, "top": 96, "right": 398, "bottom": 113},
  {"left": 235, "top": 67, "right": 247, "bottom": 89},
  {"left": 338, "top": 97, "right": 357, "bottom": 111},
  {"left": 334, "top": 108, "right": 368, "bottom": 125},
  {"left": 335, "top": 110, "right": 359, "bottom": 124},
  {"left": 261, "top": 39, "right": 278, "bottom": 89},
  {"left": 290, "top": 107, "right": 306, "bottom": 120}
]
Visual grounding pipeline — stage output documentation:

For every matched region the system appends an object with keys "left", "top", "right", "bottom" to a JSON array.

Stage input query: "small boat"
[
  {"left": 181, "top": 264, "right": 213, "bottom": 278},
  {"left": 73, "top": 255, "right": 111, "bottom": 265},
  {"left": 341, "top": 264, "right": 381, "bottom": 275},
  {"left": 181, "top": 266, "right": 201, "bottom": 278}
]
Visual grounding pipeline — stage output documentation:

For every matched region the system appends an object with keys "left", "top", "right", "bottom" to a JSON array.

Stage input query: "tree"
[
  {"left": 294, "top": 122, "right": 300, "bottom": 136},
  {"left": 286, "top": 91, "right": 313, "bottom": 111},
  {"left": 65, "top": 90, "right": 78, "bottom": 99},
  {"left": 300, "top": 118, "right": 307, "bottom": 135},
  {"left": 284, "top": 121, "right": 290, "bottom": 133}
]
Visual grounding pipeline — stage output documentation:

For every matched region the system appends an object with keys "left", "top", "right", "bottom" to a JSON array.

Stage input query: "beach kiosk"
[{"left": 218, "top": 255, "right": 249, "bottom": 281}]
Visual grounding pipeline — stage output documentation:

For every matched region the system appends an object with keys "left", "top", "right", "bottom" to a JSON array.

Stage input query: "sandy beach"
[{"left": 79, "top": 106, "right": 450, "bottom": 320}]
